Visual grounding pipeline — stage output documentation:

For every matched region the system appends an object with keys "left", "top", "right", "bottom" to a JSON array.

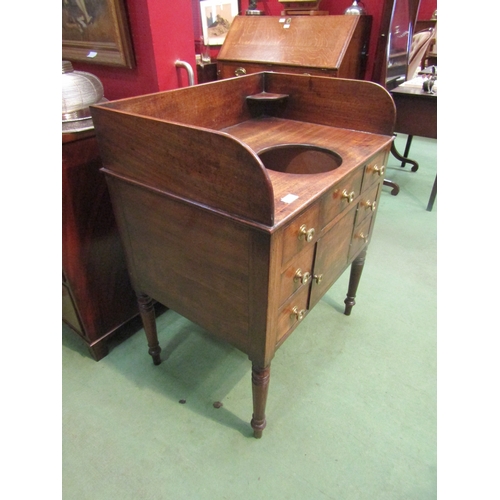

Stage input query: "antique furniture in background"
[
  {"left": 371, "top": 0, "right": 437, "bottom": 206},
  {"left": 91, "top": 72, "right": 395, "bottom": 437},
  {"left": 62, "top": 130, "right": 139, "bottom": 360},
  {"left": 390, "top": 84, "right": 437, "bottom": 210},
  {"left": 217, "top": 15, "right": 372, "bottom": 80}
]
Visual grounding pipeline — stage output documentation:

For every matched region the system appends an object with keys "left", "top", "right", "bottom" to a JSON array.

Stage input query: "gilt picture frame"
[
  {"left": 200, "top": 0, "right": 239, "bottom": 46},
  {"left": 62, "top": 0, "right": 135, "bottom": 68}
]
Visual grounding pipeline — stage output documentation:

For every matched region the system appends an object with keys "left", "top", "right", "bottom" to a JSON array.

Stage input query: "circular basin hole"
[{"left": 258, "top": 144, "right": 342, "bottom": 174}]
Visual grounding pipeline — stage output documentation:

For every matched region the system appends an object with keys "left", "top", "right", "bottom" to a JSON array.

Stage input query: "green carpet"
[{"left": 62, "top": 134, "right": 437, "bottom": 499}]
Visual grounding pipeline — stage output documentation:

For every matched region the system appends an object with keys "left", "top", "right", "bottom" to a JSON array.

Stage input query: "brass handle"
[
  {"left": 341, "top": 189, "right": 355, "bottom": 203},
  {"left": 313, "top": 274, "right": 323, "bottom": 284},
  {"left": 298, "top": 224, "right": 315, "bottom": 242},
  {"left": 372, "top": 164, "right": 385, "bottom": 176},
  {"left": 291, "top": 306, "right": 306, "bottom": 322},
  {"left": 362, "top": 199, "right": 377, "bottom": 211},
  {"left": 356, "top": 232, "right": 369, "bottom": 243},
  {"left": 294, "top": 269, "right": 311, "bottom": 284},
  {"left": 235, "top": 67, "right": 247, "bottom": 76}
]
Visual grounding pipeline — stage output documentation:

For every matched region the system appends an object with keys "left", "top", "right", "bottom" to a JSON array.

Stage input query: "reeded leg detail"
[
  {"left": 251, "top": 364, "right": 271, "bottom": 439},
  {"left": 136, "top": 292, "right": 161, "bottom": 365},
  {"left": 344, "top": 249, "right": 367, "bottom": 316}
]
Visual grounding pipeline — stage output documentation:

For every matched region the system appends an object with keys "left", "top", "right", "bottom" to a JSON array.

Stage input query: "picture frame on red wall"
[
  {"left": 200, "top": 0, "right": 240, "bottom": 45},
  {"left": 62, "top": 0, "right": 136, "bottom": 68}
]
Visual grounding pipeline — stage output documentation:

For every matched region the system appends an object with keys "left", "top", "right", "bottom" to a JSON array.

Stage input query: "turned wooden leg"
[
  {"left": 251, "top": 364, "right": 271, "bottom": 439},
  {"left": 136, "top": 293, "right": 161, "bottom": 365},
  {"left": 344, "top": 249, "right": 367, "bottom": 316}
]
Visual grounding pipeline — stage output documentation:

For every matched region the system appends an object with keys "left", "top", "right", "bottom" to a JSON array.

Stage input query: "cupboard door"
[{"left": 309, "top": 206, "right": 357, "bottom": 308}]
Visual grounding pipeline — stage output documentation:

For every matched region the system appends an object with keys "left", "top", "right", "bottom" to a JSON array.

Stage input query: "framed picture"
[
  {"left": 62, "top": 0, "right": 135, "bottom": 68},
  {"left": 200, "top": 0, "right": 239, "bottom": 46}
]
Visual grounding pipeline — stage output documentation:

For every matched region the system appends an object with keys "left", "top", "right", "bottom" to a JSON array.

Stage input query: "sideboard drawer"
[
  {"left": 349, "top": 216, "right": 373, "bottom": 260},
  {"left": 279, "top": 244, "right": 316, "bottom": 306},
  {"left": 356, "top": 183, "right": 379, "bottom": 227},
  {"left": 320, "top": 169, "right": 363, "bottom": 229},
  {"left": 281, "top": 203, "right": 320, "bottom": 266},
  {"left": 362, "top": 151, "right": 387, "bottom": 191},
  {"left": 276, "top": 285, "right": 310, "bottom": 345}
]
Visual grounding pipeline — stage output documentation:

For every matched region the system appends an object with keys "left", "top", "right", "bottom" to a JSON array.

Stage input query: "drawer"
[
  {"left": 361, "top": 151, "right": 387, "bottom": 191},
  {"left": 355, "top": 183, "right": 380, "bottom": 227},
  {"left": 349, "top": 215, "right": 373, "bottom": 260},
  {"left": 218, "top": 62, "right": 338, "bottom": 79},
  {"left": 281, "top": 202, "right": 320, "bottom": 266},
  {"left": 320, "top": 169, "right": 363, "bottom": 229},
  {"left": 218, "top": 62, "right": 274, "bottom": 79},
  {"left": 279, "top": 244, "right": 316, "bottom": 306},
  {"left": 276, "top": 285, "right": 310, "bottom": 345}
]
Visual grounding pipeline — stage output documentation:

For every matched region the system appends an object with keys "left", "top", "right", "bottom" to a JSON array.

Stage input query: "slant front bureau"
[{"left": 91, "top": 73, "right": 395, "bottom": 438}]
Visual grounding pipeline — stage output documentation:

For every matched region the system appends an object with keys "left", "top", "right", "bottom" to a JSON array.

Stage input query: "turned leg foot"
[
  {"left": 136, "top": 293, "right": 161, "bottom": 365},
  {"left": 251, "top": 364, "right": 271, "bottom": 438},
  {"left": 344, "top": 249, "right": 367, "bottom": 316}
]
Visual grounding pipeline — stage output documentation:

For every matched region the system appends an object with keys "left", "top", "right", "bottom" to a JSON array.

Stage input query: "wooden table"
[
  {"left": 388, "top": 85, "right": 437, "bottom": 211},
  {"left": 91, "top": 73, "right": 395, "bottom": 437}
]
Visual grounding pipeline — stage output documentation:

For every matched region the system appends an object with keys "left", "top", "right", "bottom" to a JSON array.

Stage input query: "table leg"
[
  {"left": 136, "top": 292, "right": 162, "bottom": 365},
  {"left": 383, "top": 179, "right": 400, "bottom": 196},
  {"left": 344, "top": 249, "right": 367, "bottom": 316},
  {"left": 426, "top": 175, "right": 437, "bottom": 212},
  {"left": 251, "top": 364, "right": 271, "bottom": 438},
  {"left": 401, "top": 135, "right": 414, "bottom": 168},
  {"left": 391, "top": 139, "right": 419, "bottom": 172}
]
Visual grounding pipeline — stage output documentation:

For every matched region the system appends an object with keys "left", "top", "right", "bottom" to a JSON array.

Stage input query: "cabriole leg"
[
  {"left": 344, "top": 249, "right": 367, "bottom": 316},
  {"left": 136, "top": 293, "right": 161, "bottom": 365},
  {"left": 251, "top": 364, "right": 271, "bottom": 438}
]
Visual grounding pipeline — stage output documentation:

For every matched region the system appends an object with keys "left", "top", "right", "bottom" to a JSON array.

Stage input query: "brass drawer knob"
[
  {"left": 341, "top": 189, "right": 355, "bottom": 203},
  {"left": 294, "top": 268, "right": 311, "bottom": 284},
  {"left": 362, "top": 199, "right": 377, "bottom": 211},
  {"left": 313, "top": 274, "right": 323, "bottom": 284},
  {"left": 298, "top": 224, "right": 315, "bottom": 242},
  {"left": 356, "top": 232, "right": 369, "bottom": 243},
  {"left": 291, "top": 306, "right": 306, "bottom": 321},
  {"left": 371, "top": 164, "right": 385, "bottom": 176},
  {"left": 235, "top": 67, "right": 247, "bottom": 76}
]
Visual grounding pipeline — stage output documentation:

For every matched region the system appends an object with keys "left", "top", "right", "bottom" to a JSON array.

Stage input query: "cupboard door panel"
[{"left": 310, "top": 206, "right": 357, "bottom": 308}]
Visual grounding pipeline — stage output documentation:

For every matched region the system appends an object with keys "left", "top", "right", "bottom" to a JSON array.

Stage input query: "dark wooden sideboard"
[
  {"left": 62, "top": 130, "right": 139, "bottom": 360},
  {"left": 91, "top": 73, "right": 395, "bottom": 436}
]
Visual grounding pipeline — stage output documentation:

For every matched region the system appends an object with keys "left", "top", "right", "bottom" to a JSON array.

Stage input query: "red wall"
[
  {"left": 71, "top": 0, "right": 196, "bottom": 100},
  {"left": 69, "top": 0, "right": 437, "bottom": 100}
]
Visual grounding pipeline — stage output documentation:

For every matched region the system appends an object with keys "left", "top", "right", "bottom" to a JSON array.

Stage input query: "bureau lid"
[{"left": 217, "top": 15, "right": 363, "bottom": 70}]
